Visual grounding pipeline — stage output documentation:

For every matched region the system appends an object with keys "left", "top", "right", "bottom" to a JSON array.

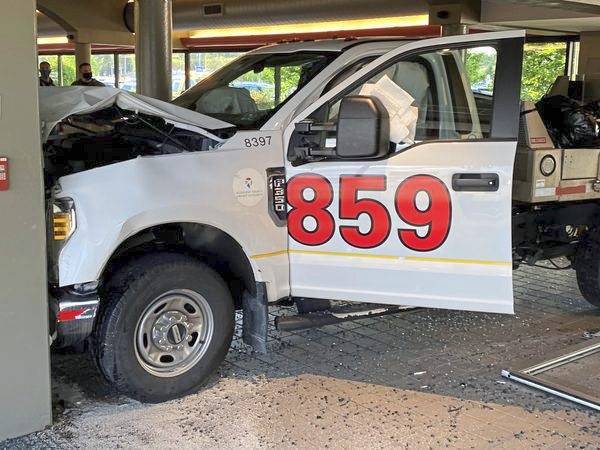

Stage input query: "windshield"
[{"left": 172, "top": 51, "right": 338, "bottom": 129}]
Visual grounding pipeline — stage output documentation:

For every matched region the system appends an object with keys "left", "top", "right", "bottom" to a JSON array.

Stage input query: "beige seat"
[
  {"left": 389, "top": 62, "right": 430, "bottom": 130},
  {"left": 371, "top": 62, "right": 431, "bottom": 138}
]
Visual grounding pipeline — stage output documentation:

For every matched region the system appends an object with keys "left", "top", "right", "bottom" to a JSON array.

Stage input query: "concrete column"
[
  {"left": 75, "top": 42, "right": 92, "bottom": 69},
  {"left": 135, "top": 0, "right": 172, "bottom": 101},
  {"left": 0, "top": 0, "right": 52, "bottom": 440},
  {"left": 441, "top": 23, "right": 469, "bottom": 36},
  {"left": 428, "top": 0, "right": 479, "bottom": 36}
]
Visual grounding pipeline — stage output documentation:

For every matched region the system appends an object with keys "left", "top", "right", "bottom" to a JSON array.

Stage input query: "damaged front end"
[
  {"left": 40, "top": 86, "right": 235, "bottom": 184},
  {"left": 41, "top": 87, "right": 235, "bottom": 347},
  {"left": 43, "top": 106, "right": 224, "bottom": 186}
]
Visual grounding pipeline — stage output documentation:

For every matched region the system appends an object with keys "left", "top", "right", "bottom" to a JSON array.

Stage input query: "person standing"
[
  {"left": 39, "top": 61, "right": 55, "bottom": 86},
  {"left": 71, "top": 62, "right": 105, "bottom": 87}
]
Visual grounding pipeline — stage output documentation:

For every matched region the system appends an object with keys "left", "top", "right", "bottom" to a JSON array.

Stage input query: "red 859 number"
[{"left": 287, "top": 173, "right": 452, "bottom": 252}]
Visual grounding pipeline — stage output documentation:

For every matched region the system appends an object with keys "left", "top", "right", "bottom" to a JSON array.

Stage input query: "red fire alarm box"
[{"left": 0, "top": 157, "right": 9, "bottom": 191}]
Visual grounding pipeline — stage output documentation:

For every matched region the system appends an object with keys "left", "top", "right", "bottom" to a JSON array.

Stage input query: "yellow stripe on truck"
[
  {"left": 250, "top": 250, "right": 290, "bottom": 260},
  {"left": 404, "top": 256, "right": 512, "bottom": 267},
  {"left": 251, "top": 249, "right": 511, "bottom": 266}
]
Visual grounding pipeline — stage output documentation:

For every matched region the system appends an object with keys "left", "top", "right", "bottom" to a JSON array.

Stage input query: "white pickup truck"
[{"left": 40, "top": 30, "right": 600, "bottom": 402}]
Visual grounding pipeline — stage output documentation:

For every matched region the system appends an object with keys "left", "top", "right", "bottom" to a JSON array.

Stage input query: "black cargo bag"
[{"left": 535, "top": 95, "right": 600, "bottom": 148}]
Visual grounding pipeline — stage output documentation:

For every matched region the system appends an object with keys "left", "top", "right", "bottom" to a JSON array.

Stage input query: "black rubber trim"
[
  {"left": 291, "top": 138, "right": 517, "bottom": 167},
  {"left": 490, "top": 37, "right": 525, "bottom": 139}
]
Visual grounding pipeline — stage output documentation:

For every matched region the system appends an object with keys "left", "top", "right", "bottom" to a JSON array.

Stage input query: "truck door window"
[
  {"left": 322, "top": 56, "right": 378, "bottom": 93},
  {"left": 308, "top": 44, "right": 498, "bottom": 154},
  {"left": 462, "top": 47, "right": 497, "bottom": 136}
]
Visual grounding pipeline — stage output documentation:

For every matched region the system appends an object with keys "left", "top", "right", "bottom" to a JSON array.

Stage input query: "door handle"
[{"left": 452, "top": 173, "right": 499, "bottom": 192}]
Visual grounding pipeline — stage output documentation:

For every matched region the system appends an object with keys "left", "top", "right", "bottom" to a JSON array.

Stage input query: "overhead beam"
[{"left": 37, "top": 0, "right": 134, "bottom": 45}]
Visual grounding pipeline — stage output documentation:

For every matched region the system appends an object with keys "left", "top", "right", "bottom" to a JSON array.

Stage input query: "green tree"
[
  {"left": 465, "top": 49, "right": 496, "bottom": 91},
  {"left": 61, "top": 55, "right": 76, "bottom": 86},
  {"left": 521, "top": 43, "right": 566, "bottom": 101},
  {"left": 465, "top": 43, "right": 567, "bottom": 102}
]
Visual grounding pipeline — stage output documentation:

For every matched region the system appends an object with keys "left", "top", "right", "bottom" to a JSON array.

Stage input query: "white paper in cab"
[{"left": 359, "top": 75, "right": 418, "bottom": 144}]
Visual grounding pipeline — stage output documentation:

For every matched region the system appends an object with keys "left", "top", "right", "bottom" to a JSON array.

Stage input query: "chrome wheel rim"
[{"left": 134, "top": 289, "right": 214, "bottom": 378}]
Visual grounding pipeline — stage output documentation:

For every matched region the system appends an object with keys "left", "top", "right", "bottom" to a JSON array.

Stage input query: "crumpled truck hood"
[{"left": 38, "top": 86, "right": 234, "bottom": 143}]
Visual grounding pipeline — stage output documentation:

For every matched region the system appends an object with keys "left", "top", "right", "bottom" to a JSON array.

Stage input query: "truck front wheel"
[
  {"left": 93, "top": 253, "right": 235, "bottom": 402},
  {"left": 575, "top": 230, "right": 600, "bottom": 308}
]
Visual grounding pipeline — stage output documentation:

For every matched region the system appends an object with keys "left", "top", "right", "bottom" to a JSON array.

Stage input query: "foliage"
[
  {"left": 464, "top": 42, "right": 567, "bottom": 101},
  {"left": 465, "top": 42, "right": 566, "bottom": 101},
  {"left": 61, "top": 56, "right": 76, "bottom": 85},
  {"left": 465, "top": 48, "right": 496, "bottom": 92},
  {"left": 521, "top": 43, "right": 566, "bottom": 101}
]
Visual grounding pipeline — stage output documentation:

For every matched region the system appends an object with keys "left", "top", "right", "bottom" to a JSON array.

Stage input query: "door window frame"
[{"left": 286, "top": 36, "right": 524, "bottom": 165}]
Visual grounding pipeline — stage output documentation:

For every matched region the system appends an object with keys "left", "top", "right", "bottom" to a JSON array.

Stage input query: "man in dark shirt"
[
  {"left": 71, "top": 62, "right": 105, "bottom": 87},
  {"left": 39, "top": 61, "right": 55, "bottom": 86}
]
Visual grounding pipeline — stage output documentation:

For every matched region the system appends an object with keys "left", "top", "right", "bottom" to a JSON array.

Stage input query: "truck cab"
[{"left": 41, "top": 30, "right": 599, "bottom": 402}]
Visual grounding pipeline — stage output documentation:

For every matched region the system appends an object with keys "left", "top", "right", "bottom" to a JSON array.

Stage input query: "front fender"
[
  {"left": 56, "top": 147, "right": 288, "bottom": 302},
  {"left": 59, "top": 207, "right": 262, "bottom": 287}
]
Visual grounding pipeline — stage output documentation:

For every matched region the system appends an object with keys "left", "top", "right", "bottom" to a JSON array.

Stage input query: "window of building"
[
  {"left": 60, "top": 55, "right": 77, "bottom": 86},
  {"left": 37, "top": 55, "right": 59, "bottom": 84},
  {"left": 118, "top": 54, "right": 136, "bottom": 92},
  {"left": 188, "top": 52, "right": 243, "bottom": 87},
  {"left": 172, "top": 52, "right": 186, "bottom": 97},
  {"left": 38, "top": 52, "right": 246, "bottom": 93},
  {"left": 91, "top": 54, "right": 116, "bottom": 87}
]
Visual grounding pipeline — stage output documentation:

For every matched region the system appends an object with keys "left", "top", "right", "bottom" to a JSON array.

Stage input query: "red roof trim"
[
  {"left": 38, "top": 25, "right": 444, "bottom": 55},
  {"left": 38, "top": 43, "right": 134, "bottom": 55},
  {"left": 180, "top": 25, "right": 442, "bottom": 51}
]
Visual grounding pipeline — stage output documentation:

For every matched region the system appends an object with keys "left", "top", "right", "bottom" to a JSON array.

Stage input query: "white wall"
[{"left": 0, "top": 0, "right": 52, "bottom": 441}]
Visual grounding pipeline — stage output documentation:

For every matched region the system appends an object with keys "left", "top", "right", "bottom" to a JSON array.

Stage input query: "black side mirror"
[{"left": 336, "top": 95, "right": 390, "bottom": 159}]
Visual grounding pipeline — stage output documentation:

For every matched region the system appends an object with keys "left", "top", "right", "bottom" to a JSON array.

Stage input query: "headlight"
[
  {"left": 53, "top": 198, "right": 76, "bottom": 241},
  {"left": 540, "top": 155, "right": 556, "bottom": 177}
]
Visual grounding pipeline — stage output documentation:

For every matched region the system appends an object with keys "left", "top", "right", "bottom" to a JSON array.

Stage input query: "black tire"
[
  {"left": 574, "top": 230, "right": 600, "bottom": 308},
  {"left": 92, "top": 252, "right": 234, "bottom": 402}
]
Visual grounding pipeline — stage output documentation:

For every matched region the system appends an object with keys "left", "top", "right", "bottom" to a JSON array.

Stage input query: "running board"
[{"left": 275, "top": 304, "right": 417, "bottom": 331}]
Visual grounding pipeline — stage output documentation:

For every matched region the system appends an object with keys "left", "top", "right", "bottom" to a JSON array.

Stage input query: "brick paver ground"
[{"left": 3, "top": 265, "right": 600, "bottom": 448}]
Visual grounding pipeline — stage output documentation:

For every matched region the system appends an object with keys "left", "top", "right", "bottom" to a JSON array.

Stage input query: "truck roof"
[{"left": 249, "top": 37, "right": 415, "bottom": 54}]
